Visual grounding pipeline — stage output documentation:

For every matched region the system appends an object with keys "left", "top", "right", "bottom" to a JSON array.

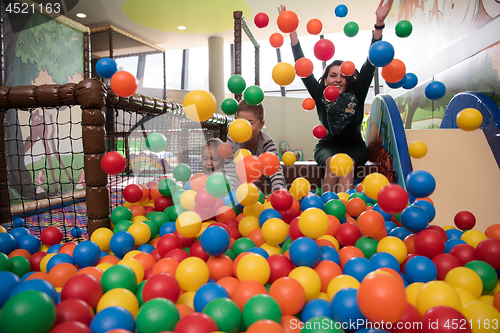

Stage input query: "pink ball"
[
  {"left": 323, "top": 86, "right": 339, "bottom": 102},
  {"left": 312, "top": 125, "right": 327, "bottom": 139},
  {"left": 40, "top": 226, "right": 64, "bottom": 246},
  {"left": 101, "top": 151, "right": 126, "bottom": 175},
  {"left": 314, "top": 39, "right": 335, "bottom": 62},
  {"left": 254, "top": 12, "right": 269, "bottom": 29},
  {"left": 454, "top": 211, "right": 476, "bottom": 230},
  {"left": 195, "top": 188, "right": 217, "bottom": 209}
]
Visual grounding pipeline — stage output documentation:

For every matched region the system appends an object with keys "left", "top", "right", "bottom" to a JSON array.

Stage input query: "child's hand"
[
  {"left": 376, "top": 0, "right": 394, "bottom": 24},
  {"left": 278, "top": 5, "right": 286, "bottom": 14}
]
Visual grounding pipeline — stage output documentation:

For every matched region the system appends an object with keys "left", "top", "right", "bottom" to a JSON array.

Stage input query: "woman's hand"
[
  {"left": 278, "top": 4, "right": 299, "bottom": 46},
  {"left": 375, "top": 0, "right": 394, "bottom": 25}
]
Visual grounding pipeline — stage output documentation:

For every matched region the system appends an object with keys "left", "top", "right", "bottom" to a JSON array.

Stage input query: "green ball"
[
  {"left": 173, "top": 164, "right": 192, "bottom": 182},
  {"left": 232, "top": 237, "right": 256, "bottom": 257},
  {"left": 135, "top": 280, "right": 146, "bottom": 307},
  {"left": 143, "top": 220, "right": 159, "bottom": 240},
  {"left": 145, "top": 132, "right": 167, "bottom": 153},
  {"left": 0, "top": 290, "right": 56, "bottom": 333},
  {"left": 223, "top": 249, "right": 235, "bottom": 260},
  {"left": 168, "top": 204, "right": 186, "bottom": 222},
  {"left": 395, "top": 20, "right": 413, "bottom": 38},
  {"left": 146, "top": 211, "right": 157, "bottom": 220},
  {"left": 0, "top": 252, "right": 11, "bottom": 271},
  {"left": 172, "top": 189, "right": 185, "bottom": 205},
  {"left": 113, "top": 220, "right": 133, "bottom": 233},
  {"left": 344, "top": 21, "right": 359, "bottom": 37},
  {"left": 183, "top": 247, "right": 190, "bottom": 255},
  {"left": 314, "top": 188, "right": 323, "bottom": 196},
  {"left": 355, "top": 236, "right": 379, "bottom": 259},
  {"left": 302, "top": 316, "right": 343, "bottom": 332},
  {"left": 243, "top": 86, "right": 264, "bottom": 106},
  {"left": 258, "top": 191, "right": 265, "bottom": 204},
  {"left": 203, "top": 298, "right": 241, "bottom": 333},
  {"left": 281, "top": 239, "right": 292, "bottom": 253},
  {"left": 464, "top": 260, "right": 498, "bottom": 294},
  {"left": 100, "top": 264, "right": 137, "bottom": 293},
  {"left": 110, "top": 206, "right": 133, "bottom": 224},
  {"left": 151, "top": 212, "right": 170, "bottom": 228},
  {"left": 349, "top": 192, "right": 366, "bottom": 203},
  {"left": 136, "top": 298, "right": 179, "bottom": 333},
  {"left": 158, "top": 178, "right": 178, "bottom": 197},
  {"left": 228, "top": 75, "right": 246, "bottom": 94},
  {"left": 242, "top": 294, "right": 282, "bottom": 327},
  {"left": 206, "top": 173, "right": 231, "bottom": 199},
  {"left": 9, "top": 256, "right": 31, "bottom": 278},
  {"left": 221, "top": 98, "right": 239, "bottom": 115},
  {"left": 324, "top": 199, "right": 347, "bottom": 221}
]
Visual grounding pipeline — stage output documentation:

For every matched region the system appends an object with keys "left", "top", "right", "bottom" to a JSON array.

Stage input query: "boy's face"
[
  {"left": 237, "top": 110, "right": 265, "bottom": 144},
  {"left": 201, "top": 147, "right": 223, "bottom": 175}
]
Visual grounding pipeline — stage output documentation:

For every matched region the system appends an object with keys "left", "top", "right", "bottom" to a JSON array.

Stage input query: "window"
[
  {"left": 187, "top": 46, "right": 209, "bottom": 90},
  {"left": 166, "top": 49, "right": 183, "bottom": 90},
  {"left": 115, "top": 56, "right": 139, "bottom": 77},
  {"left": 143, "top": 53, "right": 164, "bottom": 89}
]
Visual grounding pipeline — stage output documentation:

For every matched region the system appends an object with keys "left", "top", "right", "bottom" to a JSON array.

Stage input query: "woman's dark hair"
[{"left": 318, "top": 60, "right": 360, "bottom": 93}]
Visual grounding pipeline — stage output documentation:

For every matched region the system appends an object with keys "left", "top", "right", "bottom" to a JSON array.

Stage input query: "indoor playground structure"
[{"left": 1, "top": 1, "right": 500, "bottom": 333}]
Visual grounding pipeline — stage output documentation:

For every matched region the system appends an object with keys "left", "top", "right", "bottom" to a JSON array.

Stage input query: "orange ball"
[
  {"left": 176, "top": 303, "right": 194, "bottom": 319},
  {"left": 190, "top": 173, "right": 208, "bottom": 191},
  {"left": 277, "top": 10, "right": 299, "bottom": 33},
  {"left": 313, "top": 260, "right": 343, "bottom": 293},
  {"left": 152, "top": 257, "right": 178, "bottom": 276},
  {"left": 97, "top": 255, "right": 120, "bottom": 265},
  {"left": 306, "top": 18, "right": 323, "bottom": 35},
  {"left": 48, "top": 262, "right": 78, "bottom": 288},
  {"left": 269, "top": 277, "right": 306, "bottom": 315},
  {"left": 231, "top": 279, "right": 268, "bottom": 311},
  {"left": 259, "top": 152, "right": 281, "bottom": 176},
  {"left": 282, "top": 315, "right": 301, "bottom": 333},
  {"left": 236, "top": 156, "right": 263, "bottom": 183},
  {"left": 133, "top": 252, "right": 157, "bottom": 271},
  {"left": 232, "top": 252, "right": 250, "bottom": 278},
  {"left": 294, "top": 57, "right": 314, "bottom": 78},
  {"left": 76, "top": 267, "right": 104, "bottom": 281},
  {"left": 494, "top": 290, "right": 500, "bottom": 312},
  {"left": 346, "top": 197, "right": 367, "bottom": 218},
  {"left": 382, "top": 58, "right": 406, "bottom": 83},
  {"left": 207, "top": 255, "right": 234, "bottom": 281},
  {"left": 248, "top": 228, "right": 265, "bottom": 247},
  {"left": 217, "top": 143, "right": 233, "bottom": 160},
  {"left": 338, "top": 246, "right": 364, "bottom": 268},
  {"left": 216, "top": 206, "right": 237, "bottom": 223},
  {"left": 404, "top": 233, "right": 417, "bottom": 254},
  {"left": 270, "top": 32, "right": 284, "bottom": 48},
  {"left": 26, "top": 271, "right": 49, "bottom": 281},
  {"left": 149, "top": 186, "right": 162, "bottom": 201},
  {"left": 247, "top": 319, "right": 285, "bottom": 333},
  {"left": 129, "top": 204, "right": 146, "bottom": 217},
  {"left": 357, "top": 210, "right": 385, "bottom": 237},
  {"left": 340, "top": 61, "right": 356, "bottom": 76},
  {"left": 8, "top": 248, "right": 31, "bottom": 259},
  {"left": 59, "top": 243, "right": 77, "bottom": 256},
  {"left": 485, "top": 224, "right": 500, "bottom": 240},
  {"left": 217, "top": 276, "right": 240, "bottom": 298},
  {"left": 325, "top": 215, "right": 341, "bottom": 237},
  {"left": 302, "top": 97, "right": 315, "bottom": 111}
]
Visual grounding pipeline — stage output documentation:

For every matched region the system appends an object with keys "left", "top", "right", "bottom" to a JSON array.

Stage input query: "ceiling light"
[
  {"left": 76, "top": 13, "right": 86, "bottom": 18},
  {"left": 177, "top": 26, "right": 186, "bottom": 30}
]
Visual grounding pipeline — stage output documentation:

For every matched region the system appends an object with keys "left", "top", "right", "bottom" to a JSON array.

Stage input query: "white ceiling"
[{"left": 66, "top": 0, "right": 381, "bottom": 52}]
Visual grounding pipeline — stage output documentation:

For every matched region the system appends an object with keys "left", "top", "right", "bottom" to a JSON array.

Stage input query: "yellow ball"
[
  {"left": 118, "top": 258, "right": 145, "bottom": 282},
  {"left": 238, "top": 216, "right": 260, "bottom": 237},
  {"left": 177, "top": 291, "right": 195, "bottom": 309},
  {"left": 282, "top": 151, "right": 296, "bottom": 166},
  {"left": 461, "top": 230, "right": 487, "bottom": 248},
  {"left": 123, "top": 250, "right": 142, "bottom": 260},
  {"left": 96, "top": 263, "right": 114, "bottom": 272},
  {"left": 289, "top": 177, "right": 311, "bottom": 199},
  {"left": 445, "top": 267, "right": 483, "bottom": 299},
  {"left": 272, "top": 62, "right": 296, "bottom": 86},
  {"left": 176, "top": 211, "right": 202, "bottom": 238},
  {"left": 443, "top": 225, "right": 457, "bottom": 231},
  {"left": 337, "top": 192, "right": 349, "bottom": 202},
  {"left": 260, "top": 243, "right": 282, "bottom": 256},
  {"left": 236, "top": 253, "right": 270, "bottom": 284},
  {"left": 326, "top": 274, "right": 360, "bottom": 301},
  {"left": 127, "top": 222, "right": 151, "bottom": 246},
  {"left": 196, "top": 222, "right": 212, "bottom": 238},
  {"left": 289, "top": 266, "right": 322, "bottom": 302},
  {"left": 91, "top": 228, "right": 114, "bottom": 252},
  {"left": 40, "top": 253, "right": 56, "bottom": 273},
  {"left": 416, "top": 281, "right": 462, "bottom": 315},
  {"left": 262, "top": 201, "right": 274, "bottom": 210},
  {"left": 97, "top": 288, "right": 139, "bottom": 318},
  {"left": 316, "top": 292, "right": 329, "bottom": 301},
  {"left": 236, "top": 183, "right": 260, "bottom": 206},
  {"left": 39, "top": 245, "right": 50, "bottom": 252},
  {"left": 180, "top": 190, "right": 197, "bottom": 211},
  {"left": 329, "top": 153, "right": 353, "bottom": 177},
  {"left": 377, "top": 236, "right": 407, "bottom": 264},
  {"left": 408, "top": 141, "right": 428, "bottom": 159},
  {"left": 298, "top": 208, "right": 329, "bottom": 239},
  {"left": 478, "top": 295, "right": 494, "bottom": 305},
  {"left": 176, "top": 257, "right": 209, "bottom": 292},
  {"left": 0, "top": 225, "right": 7, "bottom": 233},
  {"left": 261, "top": 218, "right": 289, "bottom": 245},
  {"left": 229, "top": 119, "right": 252, "bottom": 143},
  {"left": 131, "top": 215, "right": 148, "bottom": 223},
  {"left": 183, "top": 90, "right": 216, "bottom": 122},
  {"left": 234, "top": 149, "right": 252, "bottom": 164},
  {"left": 405, "top": 282, "right": 424, "bottom": 307},
  {"left": 457, "top": 108, "right": 483, "bottom": 131},
  {"left": 363, "top": 173, "right": 389, "bottom": 199},
  {"left": 455, "top": 287, "right": 478, "bottom": 307},
  {"left": 462, "top": 301, "right": 500, "bottom": 333},
  {"left": 243, "top": 202, "right": 265, "bottom": 218},
  {"left": 317, "top": 235, "right": 339, "bottom": 250}
]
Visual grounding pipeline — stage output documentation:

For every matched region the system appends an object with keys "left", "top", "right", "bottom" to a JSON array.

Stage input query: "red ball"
[
  {"left": 142, "top": 272, "right": 181, "bottom": 303},
  {"left": 475, "top": 238, "right": 500, "bottom": 270},
  {"left": 454, "top": 211, "right": 476, "bottom": 230},
  {"left": 449, "top": 243, "right": 476, "bottom": 265},
  {"left": 426, "top": 225, "right": 447, "bottom": 242},
  {"left": 323, "top": 86, "right": 340, "bottom": 102},
  {"left": 377, "top": 184, "right": 409, "bottom": 215},
  {"left": 314, "top": 38, "right": 335, "bottom": 62},
  {"left": 110, "top": 70, "right": 137, "bottom": 97},
  {"left": 165, "top": 248, "right": 189, "bottom": 263},
  {"left": 190, "top": 240, "right": 210, "bottom": 261},
  {"left": 123, "top": 184, "right": 144, "bottom": 203},
  {"left": 173, "top": 230, "right": 196, "bottom": 248},
  {"left": 29, "top": 251, "right": 48, "bottom": 271},
  {"left": 40, "top": 226, "right": 64, "bottom": 246},
  {"left": 390, "top": 303, "right": 422, "bottom": 333},
  {"left": 60, "top": 274, "right": 103, "bottom": 309},
  {"left": 254, "top": 12, "right": 269, "bottom": 28},
  {"left": 280, "top": 206, "right": 298, "bottom": 224},
  {"left": 267, "top": 254, "right": 294, "bottom": 284},
  {"left": 154, "top": 195, "right": 174, "bottom": 212},
  {"left": 421, "top": 306, "right": 471, "bottom": 333},
  {"left": 49, "top": 322, "right": 92, "bottom": 333},
  {"left": 288, "top": 217, "right": 305, "bottom": 240},
  {"left": 259, "top": 152, "right": 281, "bottom": 177},
  {"left": 312, "top": 125, "right": 327, "bottom": 139},
  {"left": 431, "top": 253, "right": 462, "bottom": 280},
  {"left": 156, "top": 234, "right": 182, "bottom": 258},
  {"left": 174, "top": 312, "right": 218, "bottom": 333},
  {"left": 270, "top": 189, "right": 293, "bottom": 211},
  {"left": 336, "top": 222, "right": 362, "bottom": 247},
  {"left": 414, "top": 229, "right": 445, "bottom": 258},
  {"left": 101, "top": 151, "right": 126, "bottom": 175},
  {"left": 55, "top": 299, "right": 94, "bottom": 326}
]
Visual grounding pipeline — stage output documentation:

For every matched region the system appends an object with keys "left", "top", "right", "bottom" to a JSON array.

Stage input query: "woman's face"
[
  {"left": 201, "top": 147, "right": 223, "bottom": 175},
  {"left": 324, "top": 65, "right": 347, "bottom": 95}
]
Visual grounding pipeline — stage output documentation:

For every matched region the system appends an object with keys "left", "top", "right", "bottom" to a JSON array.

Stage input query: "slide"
[{"left": 366, "top": 92, "right": 500, "bottom": 232}]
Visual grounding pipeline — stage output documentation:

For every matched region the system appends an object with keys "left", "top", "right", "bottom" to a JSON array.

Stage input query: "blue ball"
[
  {"left": 246, "top": 247, "right": 269, "bottom": 259},
  {"left": 444, "top": 238, "right": 467, "bottom": 253},
  {"left": 259, "top": 209, "right": 281, "bottom": 227},
  {"left": 46, "top": 253, "right": 75, "bottom": 272},
  {"left": 389, "top": 226, "right": 412, "bottom": 241},
  {"left": 9, "top": 227, "right": 30, "bottom": 246},
  {"left": 71, "top": 227, "right": 84, "bottom": 238},
  {"left": 404, "top": 255, "right": 438, "bottom": 283},
  {"left": 301, "top": 299, "right": 331, "bottom": 322},
  {"left": 405, "top": 170, "right": 436, "bottom": 198},
  {"left": 403, "top": 73, "right": 418, "bottom": 89},
  {"left": 319, "top": 245, "right": 340, "bottom": 265},
  {"left": 184, "top": 180, "right": 192, "bottom": 191},
  {"left": 400, "top": 272, "right": 409, "bottom": 288},
  {"left": 425, "top": 81, "right": 446, "bottom": 100},
  {"left": 289, "top": 237, "right": 321, "bottom": 267},
  {"left": 386, "top": 75, "right": 407, "bottom": 89},
  {"left": 412, "top": 200, "right": 436, "bottom": 222},
  {"left": 109, "top": 231, "right": 135, "bottom": 257},
  {"left": 370, "top": 252, "right": 400, "bottom": 272},
  {"left": 100, "top": 251, "right": 108, "bottom": 258},
  {"left": 137, "top": 244, "right": 155, "bottom": 253},
  {"left": 400, "top": 205, "right": 429, "bottom": 233},
  {"left": 12, "top": 217, "right": 25, "bottom": 227},
  {"left": 47, "top": 244, "right": 63, "bottom": 254},
  {"left": 159, "top": 221, "right": 176, "bottom": 236},
  {"left": 17, "top": 234, "right": 41, "bottom": 255},
  {"left": 193, "top": 282, "right": 229, "bottom": 312},
  {"left": 10, "top": 278, "right": 58, "bottom": 304},
  {"left": 96, "top": 57, "right": 118, "bottom": 79},
  {"left": 372, "top": 203, "right": 393, "bottom": 220},
  {"left": 73, "top": 240, "right": 101, "bottom": 267},
  {"left": 334, "top": 4, "right": 348, "bottom": 18},
  {"left": 330, "top": 288, "right": 366, "bottom": 326},
  {"left": 200, "top": 225, "right": 230, "bottom": 256},
  {"left": 0, "top": 271, "right": 20, "bottom": 308},
  {"left": 445, "top": 228, "right": 463, "bottom": 240},
  {"left": 90, "top": 306, "right": 136, "bottom": 333},
  {"left": 0, "top": 232, "right": 16, "bottom": 254},
  {"left": 368, "top": 41, "right": 395, "bottom": 67},
  {"left": 301, "top": 194, "right": 324, "bottom": 211},
  {"left": 342, "top": 257, "right": 375, "bottom": 282},
  {"left": 321, "top": 191, "right": 338, "bottom": 204},
  {"left": 384, "top": 221, "right": 398, "bottom": 234}
]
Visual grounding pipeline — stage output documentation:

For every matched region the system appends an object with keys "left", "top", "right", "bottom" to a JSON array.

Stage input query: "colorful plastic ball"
[
  {"left": 312, "top": 125, "right": 327, "bottom": 139},
  {"left": 227, "top": 75, "right": 246, "bottom": 95},
  {"left": 243, "top": 85, "right": 264, "bottom": 106},
  {"left": 109, "top": 231, "right": 135, "bottom": 258},
  {"left": 221, "top": 98, "right": 238, "bottom": 115},
  {"left": 289, "top": 177, "right": 311, "bottom": 199},
  {"left": 289, "top": 237, "right": 321, "bottom": 267},
  {"left": 261, "top": 218, "right": 289, "bottom": 246},
  {"left": 414, "top": 229, "right": 445, "bottom": 258},
  {"left": 354, "top": 237, "right": 378, "bottom": 260},
  {"left": 343, "top": 257, "right": 375, "bottom": 282},
  {"left": 403, "top": 72, "right": 418, "bottom": 89},
  {"left": 464, "top": 260, "right": 497, "bottom": 294},
  {"left": 425, "top": 81, "right": 446, "bottom": 100},
  {"left": 135, "top": 298, "right": 179, "bottom": 333},
  {"left": 40, "top": 226, "right": 63, "bottom": 246},
  {"left": 298, "top": 208, "right": 329, "bottom": 239},
  {"left": 277, "top": 10, "right": 299, "bottom": 33},
  {"left": 323, "top": 85, "right": 340, "bottom": 102},
  {"left": 405, "top": 170, "right": 436, "bottom": 198},
  {"left": 294, "top": 57, "right": 314, "bottom": 78},
  {"left": 336, "top": 223, "right": 361, "bottom": 247},
  {"left": 334, "top": 4, "right": 348, "bottom": 18},
  {"left": 386, "top": 75, "right": 407, "bottom": 89},
  {"left": 400, "top": 206, "right": 429, "bottom": 233},
  {"left": 457, "top": 108, "right": 483, "bottom": 131},
  {"left": 242, "top": 293, "right": 282, "bottom": 327},
  {"left": 302, "top": 97, "right": 315, "bottom": 111},
  {"left": 176, "top": 256, "right": 209, "bottom": 292},
  {"left": 377, "top": 236, "right": 407, "bottom": 264},
  {"left": 267, "top": 254, "right": 294, "bottom": 284},
  {"left": 110, "top": 71, "right": 137, "bottom": 97},
  {"left": 300, "top": 298, "right": 331, "bottom": 323},
  {"left": 421, "top": 306, "right": 470, "bottom": 333},
  {"left": 454, "top": 210, "right": 476, "bottom": 230},
  {"left": 90, "top": 306, "right": 135, "bottom": 333},
  {"left": 97, "top": 287, "right": 139, "bottom": 318},
  {"left": 204, "top": 173, "right": 230, "bottom": 199},
  {"left": 329, "top": 153, "right": 353, "bottom": 177},
  {"left": 408, "top": 141, "right": 428, "bottom": 159},
  {"left": 306, "top": 18, "right": 323, "bottom": 35},
  {"left": 461, "top": 230, "right": 487, "bottom": 248},
  {"left": 193, "top": 282, "right": 229, "bottom": 312},
  {"left": 202, "top": 297, "right": 241, "bottom": 333},
  {"left": 200, "top": 225, "right": 230, "bottom": 256},
  {"left": 462, "top": 301, "right": 500, "bottom": 332},
  {"left": 237, "top": 253, "right": 271, "bottom": 284},
  {"left": 73, "top": 240, "right": 101, "bottom": 268},
  {"left": 122, "top": 184, "right": 143, "bottom": 204},
  {"left": 228, "top": 118, "right": 252, "bottom": 143},
  {"left": 257, "top": 152, "right": 280, "bottom": 177},
  {"left": 357, "top": 210, "right": 385, "bottom": 238},
  {"left": 54, "top": 298, "right": 94, "bottom": 327},
  {"left": 171, "top": 164, "right": 191, "bottom": 183},
  {"left": 340, "top": 61, "right": 356, "bottom": 76},
  {"left": 17, "top": 234, "right": 41, "bottom": 255},
  {"left": 269, "top": 33, "right": 284, "bottom": 48},
  {"left": 0, "top": 232, "right": 16, "bottom": 254},
  {"left": 382, "top": 58, "right": 406, "bottom": 83},
  {"left": 475, "top": 238, "right": 500, "bottom": 270},
  {"left": 368, "top": 41, "right": 395, "bottom": 67},
  {"left": 331, "top": 287, "right": 366, "bottom": 326},
  {"left": 413, "top": 200, "right": 436, "bottom": 222},
  {"left": 395, "top": 20, "right": 413, "bottom": 38},
  {"left": 282, "top": 151, "right": 296, "bottom": 166},
  {"left": 183, "top": 90, "right": 216, "bottom": 122},
  {"left": 362, "top": 173, "right": 389, "bottom": 199},
  {"left": 174, "top": 312, "right": 218, "bottom": 333},
  {"left": 144, "top": 132, "right": 166, "bottom": 153},
  {"left": 314, "top": 38, "right": 335, "bottom": 62},
  {"left": 416, "top": 280, "right": 462, "bottom": 315},
  {"left": 254, "top": 12, "right": 269, "bottom": 28},
  {"left": 301, "top": 194, "right": 324, "bottom": 211},
  {"left": 404, "top": 255, "right": 437, "bottom": 283},
  {"left": 100, "top": 264, "right": 137, "bottom": 293},
  {"left": 101, "top": 151, "right": 126, "bottom": 175},
  {"left": 376, "top": 184, "right": 408, "bottom": 215},
  {"left": 246, "top": 319, "right": 284, "bottom": 333},
  {"left": 343, "top": 21, "right": 359, "bottom": 37},
  {"left": 96, "top": 57, "right": 117, "bottom": 79}
]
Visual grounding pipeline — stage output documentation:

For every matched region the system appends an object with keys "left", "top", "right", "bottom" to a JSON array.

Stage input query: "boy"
[{"left": 225, "top": 100, "right": 286, "bottom": 192}]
